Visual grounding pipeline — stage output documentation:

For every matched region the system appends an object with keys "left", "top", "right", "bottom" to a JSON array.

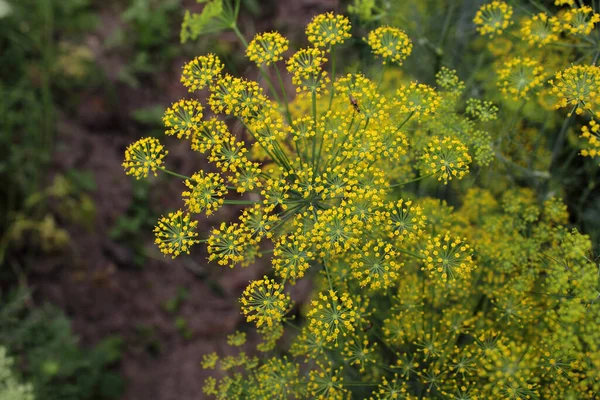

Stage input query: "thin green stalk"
[
  {"left": 275, "top": 67, "right": 293, "bottom": 125},
  {"left": 393, "top": 111, "right": 415, "bottom": 135},
  {"left": 158, "top": 167, "right": 190, "bottom": 180},
  {"left": 311, "top": 90, "right": 318, "bottom": 168},
  {"left": 549, "top": 109, "right": 576, "bottom": 171},
  {"left": 224, "top": 200, "right": 260, "bottom": 205},
  {"left": 389, "top": 173, "right": 434, "bottom": 188},
  {"left": 376, "top": 63, "right": 387, "bottom": 91},
  {"left": 328, "top": 46, "right": 336, "bottom": 110},
  {"left": 395, "top": 247, "right": 425, "bottom": 260}
]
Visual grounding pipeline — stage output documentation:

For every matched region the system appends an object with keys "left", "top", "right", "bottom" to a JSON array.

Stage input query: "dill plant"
[{"left": 123, "top": 3, "right": 600, "bottom": 399}]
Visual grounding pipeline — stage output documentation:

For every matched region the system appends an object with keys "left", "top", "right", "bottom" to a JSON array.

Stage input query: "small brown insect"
[{"left": 349, "top": 94, "right": 360, "bottom": 113}]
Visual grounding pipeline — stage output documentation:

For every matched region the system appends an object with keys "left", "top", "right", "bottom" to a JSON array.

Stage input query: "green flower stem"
[
  {"left": 223, "top": 200, "right": 260, "bottom": 205},
  {"left": 159, "top": 167, "right": 190, "bottom": 180},
  {"left": 395, "top": 111, "right": 415, "bottom": 132},
  {"left": 395, "top": 247, "right": 425, "bottom": 260},
  {"left": 549, "top": 108, "right": 576, "bottom": 171},
  {"left": 283, "top": 319, "right": 301, "bottom": 331},
  {"left": 376, "top": 63, "right": 387, "bottom": 91},
  {"left": 389, "top": 173, "right": 434, "bottom": 188},
  {"left": 328, "top": 46, "right": 336, "bottom": 110},
  {"left": 275, "top": 67, "right": 293, "bottom": 125},
  {"left": 342, "top": 382, "right": 379, "bottom": 387}
]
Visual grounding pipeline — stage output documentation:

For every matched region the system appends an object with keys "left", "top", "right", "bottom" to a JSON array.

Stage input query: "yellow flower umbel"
[
  {"left": 306, "top": 290, "right": 359, "bottom": 345},
  {"left": 307, "top": 362, "right": 348, "bottom": 400},
  {"left": 421, "top": 233, "right": 475, "bottom": 280},
  {"left": 394, "top": 81, "right": 441, "bottom": 121},
  {"left": 550, "top": 65, "right": 600, "bottom": 115},
  {"left": 207, "top": 222, "right": 256, "bottom": 267},
  {"left": 305, "top": 12, "right": 352, "bottom": 48},
  {"left": 286, "top": 47, "right": 329, "bottom": 94},
  {"left": 350, "top": 239, "right": 402, "bottom": 290},
  {"left": 580, "top": 120, "right": 600, "bottom": 163},
  {"left": 520, "top": 13, "right": 561, "bottom": 47},
  {"left": 246, "top": 31, "right": 289, "bottom": 66},
  {"left": 180, "top": 53, "right": 224, "bottom": 92},
  {"left": 163, "top": 99, "right": 203, "bottom": 139},
  {"left": 496, "top": 57, "right": 545, "bottom": 100},
  {"left": 473, "top": 1, "right": 513, "bottom": 36},
  {"left": 240, "top": 276, "right": 290, "bottom": 328},
  {"left": 182, "top": 171, "right": 227, "bottom": 215},
  {"left": 366, "top": 26, "right": 412, "bottom": 65},
  {"left": 466, "top": 98, "right": 499, "bottom": 122},
  {"left": 421, "top": 136, "right": 472, "bottom": 184},
  {"left": 122, "top": 137, "right": 167, "bottom": 179},
  {"left": 562, "top": 6, "right": 600, "bottom": 36},
  {"left": 153, "top": 209, "right": 200, "bottom": 258},
  {"left": 384, "top": 199, "right": 427, "bottom": 242}
]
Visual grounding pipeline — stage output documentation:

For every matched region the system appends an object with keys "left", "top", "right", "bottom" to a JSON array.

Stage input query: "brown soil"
[{"left": 29, "top": 1, "right": 340, "bottom": 399}]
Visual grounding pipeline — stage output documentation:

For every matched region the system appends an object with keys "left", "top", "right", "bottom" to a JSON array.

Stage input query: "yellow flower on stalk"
[
  {"left": 240, "top": 276, "right": 291, "bottom": 328},
  {"left": 550, "top": 65, "right": 600, "bottom": 115},
  {"left": 305, "top": 12, "right": 352, "bottom": 48},
  {"left": 421, "top": 136, "right": 472, "bottom": 184},
  {"left": 365, "top": 26, "right": 412, "bottom": 65},
  {"left": 182, "top": 171, "right": 227, "bottom": 215},
  {"left": 153, "top": 209, "right": 200, "bottom": 258},
  {"left": 180, "top": 53, "right": 224, "bottom": 92},
  {"left": 122, "top": 137, "right": 167, "bottom": 179},
  {"left": 421, "top": 233, "right": 475, "bottom": 280},
  {"left": 306, "top": 290, "right": 358, "bottom": 344},
  {"left": 163, "top": 99, "right": 203, "bottom": 139},
  {"left": 394, "top": 81, "right": 441, "bottom": 120},
  {"left": 580, "top": 120, "right": 600, "bottom": 163},
  {"left": 554, "top": 0, "right": 574, "bottom": 6},
  {"left": 307, "top": 362, "right": 348, "bottom": 400},
  {"left": 562, "top": 6, "right": 600, "bottom": 36},
  {"left": 207, "top": 222, "right": 256, "bottom": 267},
  {"left": 350, "top": 239, "right": 402, "bottom": 290},
  {"left": 246, "top": 31, "right": 289, "bottom": 66},
  {"left": 384, "top": 199, "right": 426, "bottom": 241},
  {"left": 208, "top": 74, "right": 268, "bottom": 122},
  {"left": 473, "top": 1, "right": 513, "bottom": 36},
  {"left": 520, "top": 13, "right": 561, "bottom": 47},
  {"left": 272, "top": 233, "right": 313, "bottom": 283},
  {"left": 286, "top": 47, "right": 329, "bottom": 93},
  {"left": 496, "top": 57, "right": 545, "bottom": 100},
  {"left": 191, "top": 117, "right": 230, "bottom": 154}
]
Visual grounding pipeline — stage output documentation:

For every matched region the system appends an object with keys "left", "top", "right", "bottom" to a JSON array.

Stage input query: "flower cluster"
[
  {"left": 581, "top": 120, "right": 600, "bottom": 163},
  {"left": 473, "top": 1, "right": 513, "bottom": 36},
  {"left": 124, "top": 6, "right": 600, "bottom": 400},
  {"left": 181, "top": 53, "right": 224, "bottom": 92},
  {"left": 550, "top": 65, "right": 600, "bottom": 115},
  {"left": 306, "top": 12, "right": 352, "bottom": 48},
  {"left": 122, "top": 137, "right": 167, "bottom": 179},
  {"left": 496, "top": 57, "right": 545, "bottom": 99},
  {"left": 421, "top": 136, "right": 472, "bottom": 184},
  {"left": 246, "top": 31, "right": 289, "bottom": 66},
  {"left": 153, "top": 210, "right": 200, "bottom": 258},
  {"left": 366, "top": 26, "right": 412, "bottom": 65}
]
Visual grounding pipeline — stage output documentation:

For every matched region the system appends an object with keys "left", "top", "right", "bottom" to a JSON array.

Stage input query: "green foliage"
[
  {"left": 0, "top": 346, "right": 35, "bottom": 400},
  {"left": 0, "top": 291, "right": 124, "bottom": 400},
  {"left": 162, "top": 287, "right": 190, "bottom": 314},
  {"left": 180, "top": 0, "right": 239, "bottom": 43}
]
